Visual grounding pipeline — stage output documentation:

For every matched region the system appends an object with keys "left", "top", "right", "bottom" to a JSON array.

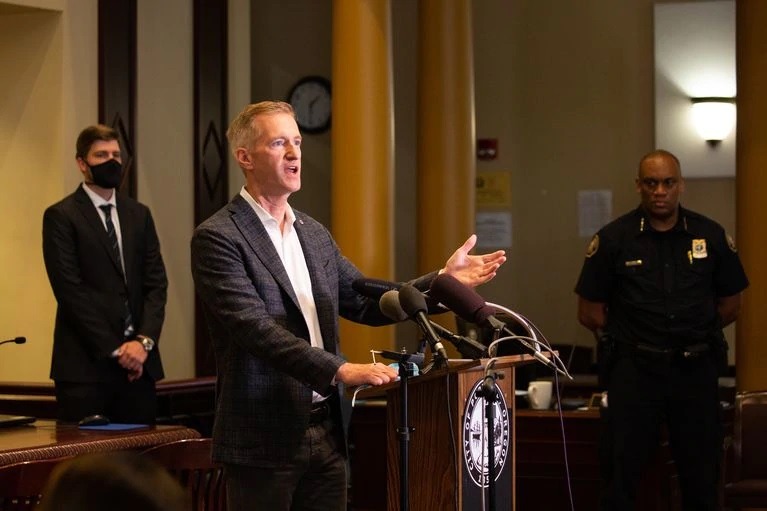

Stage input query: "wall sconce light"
[{"left": 690, "top": 97, "right": 736, "bottom": 146}]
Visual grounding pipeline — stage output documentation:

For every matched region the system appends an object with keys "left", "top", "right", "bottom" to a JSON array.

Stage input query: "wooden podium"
[{"left": 356, "top": 354, "right": 538, "bottom": 511}]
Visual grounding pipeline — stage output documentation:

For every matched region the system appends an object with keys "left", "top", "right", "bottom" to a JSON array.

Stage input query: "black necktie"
[{"left": 99, "top": 204, "right": 134, "bottom": 339}]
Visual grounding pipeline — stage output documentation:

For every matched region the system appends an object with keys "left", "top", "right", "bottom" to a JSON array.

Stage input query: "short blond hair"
[{"left": 226, "top": 101, "right": 295, "bottom": 156}]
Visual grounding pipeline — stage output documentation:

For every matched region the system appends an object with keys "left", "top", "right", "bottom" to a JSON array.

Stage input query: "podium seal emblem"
[{"left": 462, "top": 378, "right": 510, "bottom": 488}]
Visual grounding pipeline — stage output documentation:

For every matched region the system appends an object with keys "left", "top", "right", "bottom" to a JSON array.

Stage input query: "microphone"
[
  {"left": 356, "top": 277, "right": 447, "bottom": 311},
  {"left": 0, "top": 337, "right": 26, "bottom": 347},
  {"left": 352, "top": 278, "right": 402, "bottom": 300},
  {"left": 428, "top": 321, "right": 488, "bottom": 360},
  {"left": 429, "top": 273, "right": 504, "bottom": 329},
  {"left": 380, "top": 291, "right": 487, "bottom": 359},
  {"left": 379, "top": 290, "right": 409, "bottom": 322},
  {"left": 429, "top": 274, "right": 561, "bottom": 373},
  {"left": 397, "top": 285, "right": 449, "bottom": 363}
]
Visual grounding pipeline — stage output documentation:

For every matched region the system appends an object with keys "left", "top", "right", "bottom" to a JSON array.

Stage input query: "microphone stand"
[
  {"left": 379, "top": 348, "right": 422, "bottom": 511},
  {"left": 419, "top": 333, "right": 448, "bottom": 374},
  {"left": 478, "top": 362, "right": 501, "bottom": 511}
]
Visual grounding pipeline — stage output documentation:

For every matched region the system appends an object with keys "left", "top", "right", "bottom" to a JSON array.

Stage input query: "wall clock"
[{"left": 287, "top": 76, "right": 331, "bottom": 134}]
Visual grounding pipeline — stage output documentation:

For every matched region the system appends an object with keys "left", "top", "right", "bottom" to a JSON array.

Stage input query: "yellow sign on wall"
[{"left": 476, "top": 171, "right": 512, "bottom": 208}]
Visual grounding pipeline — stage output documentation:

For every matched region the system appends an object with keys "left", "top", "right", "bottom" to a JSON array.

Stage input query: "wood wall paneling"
[
  {"left": 193, "top": 0, "right": 228, "bottom": 376},
  {"left": 98, "top": 0, "right": 137, "bottom": 198}
]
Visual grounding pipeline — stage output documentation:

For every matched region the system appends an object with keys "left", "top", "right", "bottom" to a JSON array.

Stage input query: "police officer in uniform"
[{"left": 575, "top": 149, "right": 748, "bottom": 511}]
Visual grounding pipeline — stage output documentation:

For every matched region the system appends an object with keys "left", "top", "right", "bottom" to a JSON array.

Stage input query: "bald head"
[{"left": 638, "top": 150, "right": 681, "bottom": 178}]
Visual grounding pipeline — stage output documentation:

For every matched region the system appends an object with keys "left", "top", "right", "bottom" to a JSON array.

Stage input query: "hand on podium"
[{"left": 336, "top": 362, "right": 398, "bottom": 386}]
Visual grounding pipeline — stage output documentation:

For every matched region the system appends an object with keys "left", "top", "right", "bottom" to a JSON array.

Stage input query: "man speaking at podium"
[
  {"left": 575, "top": 150, "right": 748, "bottom": 511},
  {"left": 191, "top": 101, "right": 506, "bottom": 511}
]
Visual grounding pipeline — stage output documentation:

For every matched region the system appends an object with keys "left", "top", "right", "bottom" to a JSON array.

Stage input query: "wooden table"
[{"left": 0, "top": 420, "right": 200, "bottom": 465}]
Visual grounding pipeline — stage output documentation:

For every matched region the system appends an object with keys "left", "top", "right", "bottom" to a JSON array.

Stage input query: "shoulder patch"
[
  {"left": 586, "top": 234, "right": 599, "bottom": 258},
  {"left": 726, "top": 233, "right": 737, "bottom": 253}
]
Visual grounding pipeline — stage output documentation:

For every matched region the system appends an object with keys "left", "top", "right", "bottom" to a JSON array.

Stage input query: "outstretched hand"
[{"left": 442, "top": 234, "right": 506, "bottom": 288}]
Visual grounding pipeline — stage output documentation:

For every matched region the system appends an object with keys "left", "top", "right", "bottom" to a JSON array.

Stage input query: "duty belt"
[{"left": 619, "top": 340, "right": 711, "bottom": 360}]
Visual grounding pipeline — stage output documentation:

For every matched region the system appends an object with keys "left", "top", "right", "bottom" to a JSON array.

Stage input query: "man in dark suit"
[
  {"left": 191, "top": 101, "right": 507, "bottom": 510},
  {"left": 43, "top": 125, "right": 167, "bottom": 424}
]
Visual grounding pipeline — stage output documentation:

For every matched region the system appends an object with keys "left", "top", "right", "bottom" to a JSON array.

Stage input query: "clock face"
[{"left": 288, "top": 76, "right": 331, "bottom": 134}]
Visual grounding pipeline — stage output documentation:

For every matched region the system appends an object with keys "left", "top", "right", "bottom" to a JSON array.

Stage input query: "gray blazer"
[{"left": 191, "top": 195, "right": 434, "bottom": 466}]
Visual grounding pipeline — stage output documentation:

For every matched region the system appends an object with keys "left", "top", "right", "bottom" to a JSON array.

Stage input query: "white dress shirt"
[{"left": 240, "top": 187, "right": 327, "bottom": 402}]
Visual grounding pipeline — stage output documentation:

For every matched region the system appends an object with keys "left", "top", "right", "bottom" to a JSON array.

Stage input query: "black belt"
[
  {"left": 309, "top": 401, "right": 330, "bottom": 425},
  {"left": 618, "top": 340, "right": 710, "bottom": 360}
]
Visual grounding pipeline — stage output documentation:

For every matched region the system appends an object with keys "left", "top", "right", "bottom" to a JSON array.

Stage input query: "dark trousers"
[
  {"left": 224, "top": 416, "right": 347, "bottom": 511},
  {"left": 54, "top": 373, "right": 157, "bottom": 424},
  {"left": 600, "top": 350, "right": 722, "bottom": 511}
]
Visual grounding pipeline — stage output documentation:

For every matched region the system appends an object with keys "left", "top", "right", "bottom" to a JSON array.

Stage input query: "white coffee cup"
[{"left": 527, "top": 381, "right": 553, "bottom": 410}]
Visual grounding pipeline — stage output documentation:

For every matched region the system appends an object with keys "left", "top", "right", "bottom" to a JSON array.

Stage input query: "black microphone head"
[
  {"left": 15, "top": 337, "right": 26, "bottom": 344},
  {"left": 429, "top": 273, "right": 487, "bottom": 325},
  {"left": 379, "top": 290, "right": 408, "bottom": 322},
  {"left": 352, "top": 278, "right": 401, "bottom": 300},
  {"left": 398, "top": 285, "right": 428, "bottom": 318}
]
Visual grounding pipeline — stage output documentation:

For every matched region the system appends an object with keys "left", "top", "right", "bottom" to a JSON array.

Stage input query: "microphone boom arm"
[
  {"left": 485, "top": 303, "right": 572, "bottom": 380},
  {"left": 427, "top": 320, "right": 487, "bottom": 359}
]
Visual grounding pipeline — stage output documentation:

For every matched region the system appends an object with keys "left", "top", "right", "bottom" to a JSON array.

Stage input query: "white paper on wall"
[{"left": 578, "top": 190, "right": 612, "bottom": 238}]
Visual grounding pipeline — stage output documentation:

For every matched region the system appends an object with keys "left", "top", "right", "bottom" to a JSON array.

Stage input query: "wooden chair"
[
  {"left": 141, "top": 438, "right": 225, "bottom": 511},
  {"left": 0, "top": 457, "right": 71, "bottom": 511},
  {"left": 723, "top": 391, "right": 767, "bottom": 510}
]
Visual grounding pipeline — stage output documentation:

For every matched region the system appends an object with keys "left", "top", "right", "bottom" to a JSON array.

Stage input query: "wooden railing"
[{"left": 0, "top": 377, "right": 217, "bottom": 436}]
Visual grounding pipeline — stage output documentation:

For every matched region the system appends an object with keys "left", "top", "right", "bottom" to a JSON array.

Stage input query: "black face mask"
[{"left": 88, "top": 159, "right": 124, "bottom": 189}]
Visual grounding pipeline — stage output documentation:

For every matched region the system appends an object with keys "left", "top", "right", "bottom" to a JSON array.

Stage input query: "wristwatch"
[{"left": 139, "top": 336, "right": 155, "bottom": 352}]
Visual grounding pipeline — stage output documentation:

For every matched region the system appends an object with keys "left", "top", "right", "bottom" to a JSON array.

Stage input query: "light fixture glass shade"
[{"left": 690, "top": 98, "right": 736, "bottom": 142}]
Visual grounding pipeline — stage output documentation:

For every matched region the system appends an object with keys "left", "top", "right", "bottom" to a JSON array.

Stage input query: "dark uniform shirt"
[{"left": 575, "top": 206, "right": 748, "bottom": 348}]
